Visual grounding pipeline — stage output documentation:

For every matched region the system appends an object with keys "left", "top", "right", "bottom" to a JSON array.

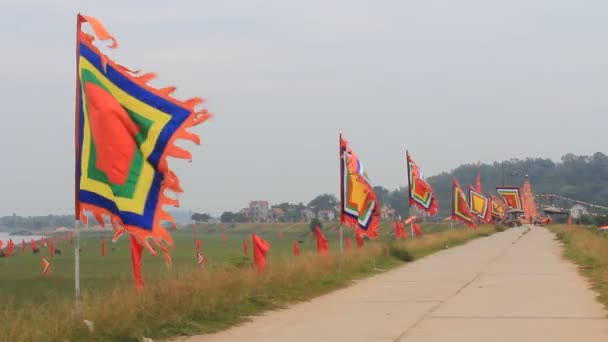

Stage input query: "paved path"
[{"left": 177, "top": 226, "right": 608, "bottom": 341}]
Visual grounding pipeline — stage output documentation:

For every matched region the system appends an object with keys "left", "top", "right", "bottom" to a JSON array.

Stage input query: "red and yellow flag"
[
  {"left": 406, "top": 151, "right": 438, "bottom": 216},
  {"left": 340, "top": 135, "right": 380, "bottom": 238},
  {"left": 452, "top": 179, "right": 476, "bottom": 227}
]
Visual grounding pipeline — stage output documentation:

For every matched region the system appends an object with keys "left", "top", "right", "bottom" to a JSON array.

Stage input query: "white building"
[{"left": 569, "top": 204, "right": 588, "bottom": 219}]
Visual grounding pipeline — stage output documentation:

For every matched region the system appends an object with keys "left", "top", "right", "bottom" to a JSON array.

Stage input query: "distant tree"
[
  {"left": 388, "top": 187, "right": 409, "bottom": 218},
  {"left": 220, "top": 211, "right": 235, "bottom": 223},
  {"left": 373, "top": 186, "right": 390, "bottom": 208},
  {"left": 191, "top": 213, "right": 211, "bottom": 223},
  {"left": 307, "top": 194, "right": 338, "bottom": 215},
  {"left": 309, "top": 218, "right": 323, "bottom": 232},
  {"left": 233, "top": 212, "right": 248, "bottom": 223}
]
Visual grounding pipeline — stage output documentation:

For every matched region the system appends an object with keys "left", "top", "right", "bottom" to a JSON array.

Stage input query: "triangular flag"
[
  {"left": 293, "top": 240, "right": 300, "bottom": 256},
  {"left": 21, "top": 239, "right": 26, "bottom": 252}
]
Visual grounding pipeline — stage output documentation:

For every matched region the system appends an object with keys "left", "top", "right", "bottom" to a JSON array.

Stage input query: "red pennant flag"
[
  {"left": 251, "top": 233, "right": 270, "bottom": 272},
  {"left": 345, "top": 236, "right": 352, "bottom": 249},
  {"left": 21, "top": 239, "right": 26, "bottom": 252},
  {"left": 315, "top": 227, "right": 329, "bottom": 255},
  {"left": 6, "top": 240, "right": 14, "bottom": 257},
  {"left": 101, "top": 238, "right": 106, "bottom": 257},
  {"left": 49, "top": 237, "right": 55, "bottom": 258},
  {"left": 41, "top": 258, "right": 51, "bottom": 276},
  {"left": 399, "top": 222, "right": 408, "bottom": 239},
  {"left": 196, "top": 239, "right": 202, "bottom": 252},
  {"left": 221, "top": 233, "right": 227, "bottom": 244},
  {"left": 243, "top": 239, "right": 249, "bottom": 257},
  {"left": 293, "top": 240, "right": 300, "bottom": 256},
  {"left": 30, "top": 238, "right": 38, "bottom": 251},
  {"left": 356, "top": 232, "right": 364, "bottom": 248},
  {"left": 393, "top": 221, "right": 401, "bottom": 238},
  {"left": 413, "top": 222, "right": 423, "bottom": 237},
  {"left": 0, "top": 240, "right": 3, "bottom": 252},
  {"left": 129, "top": 235, "right": 145, "bottom": 291},
  {"left": 278, "top": 230, "right": 284, "bottom": 240}
]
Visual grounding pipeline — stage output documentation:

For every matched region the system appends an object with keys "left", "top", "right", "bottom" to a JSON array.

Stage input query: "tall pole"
[
  {"left": 339, "top": 134, "right": 344, "bottom": 255},
  {"left": 406, "top": 151, "right": 414, "bottom": 237},
  {"left": 339, "top": 225, "right": 343, "bottom": 255},
  {"left": 74, "top": 218, "right": 81, "bottom": 320},
  {"left": 74, "top": 15, "right": 84, "bottom": 322},
  {"left": 501, "top": 161, "right": 505, "bottom": 186}
]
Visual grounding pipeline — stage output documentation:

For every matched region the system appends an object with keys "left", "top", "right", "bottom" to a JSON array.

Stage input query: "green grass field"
[
  {"left": 0, "top": 221, "right": 491, "bottom": 341},
  {"left": 0, "top": 222, "right": 413, "bottom": 305}
]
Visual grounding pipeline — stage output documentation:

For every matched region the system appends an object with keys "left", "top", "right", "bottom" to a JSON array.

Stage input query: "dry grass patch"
[{"left": 549, "top": 225, "right": 608, "bottom": 311}]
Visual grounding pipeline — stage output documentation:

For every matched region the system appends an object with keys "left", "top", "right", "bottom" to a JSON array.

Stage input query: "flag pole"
[
  {"left": 405, "top": 151, "right": 414, "bottom": 237},
  {"left": 339, "top": 225, "right": 343, "bottom": 255},
  {"left": 74, "top": 218, "right": 81, "bottom": 320},
  {"left": 74, "top": 14, "right": 84, "bottom": 321},
  {"left": 339, "top": 133, "right": 344, "bottom": 255}
]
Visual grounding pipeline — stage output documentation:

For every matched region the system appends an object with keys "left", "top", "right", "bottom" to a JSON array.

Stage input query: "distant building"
[
  {"left": 381, "top": 206, "right": 396, "bottom": 220},
  {"left": 300, "top": 208, "right": 315, "bottom": 221},
  {"left": 318, "top": 210, "right": 336, "bottom": 221},
  {"left": 244, "top": 201, "right": 271, "bottom": 222},
  {"left": 570, "top": 204, "right": 588, "bottom": 219},
  {"left": 271, "top": 208, "right": 285, "bottom": 222}
]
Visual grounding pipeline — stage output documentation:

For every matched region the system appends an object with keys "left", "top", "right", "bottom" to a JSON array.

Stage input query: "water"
[{"left": 0, "top": 232, "right": 45, "bottom": 249}]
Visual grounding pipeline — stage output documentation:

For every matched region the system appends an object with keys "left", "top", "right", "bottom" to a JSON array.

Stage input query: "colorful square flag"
[{"left": 496, "top": 187, "right": 523, "bottom": 210}]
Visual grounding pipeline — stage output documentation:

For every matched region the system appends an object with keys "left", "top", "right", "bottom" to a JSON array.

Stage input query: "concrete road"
[{"left": 176, "top": 226, "right": 608, "bottom": 342}]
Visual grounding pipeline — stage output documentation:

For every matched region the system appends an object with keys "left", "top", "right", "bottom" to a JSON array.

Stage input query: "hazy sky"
[{"left": 1, "top": 1, "right": 606, "bottom": 216}]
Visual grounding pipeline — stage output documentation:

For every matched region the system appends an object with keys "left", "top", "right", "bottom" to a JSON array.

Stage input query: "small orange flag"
[
  {"left": 251, "top": 233, "right": 270, "bottom": 272},
  {"left": 293, "top": 240, "right": 300, "bottom": 256},
  {"left": 221, "top": 233, "right": 227, "bottom": 244},
  {"left": 49, "top": 237, "right": 55, "bottom": 258},
  {"left": 243, "top": 239, "right": 249, "bottom": 257},
  {"left": 129, "top": 235, "right": 144, "bottom": 291},
  {"left": 356, "top": 232, "right": 364, "bottom": 248},
  {"left": 413, "top": 222, "right": 423, "bottom": 237},
  {"left": 315, "top": 227, "right": 329, "bottom": 255}
]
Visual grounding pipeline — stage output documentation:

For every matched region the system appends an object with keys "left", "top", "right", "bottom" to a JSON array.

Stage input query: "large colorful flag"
[
  {"left": 496, "top": 187, "right": 523, "bottom": 210},
  {"left": 340, "top": 135, "right": 380, "bottom": 238},
  {"left": 490, "top": 195, "right": 507, "bottom": 218},
  {"left": 406, "top": 151, "right": 438, "bottom": 216},
  {"left": 452, "top": 179, "right": 476, "bottom": 227},
  {"left": 75, "top": 15, "right": 210, "bottom": 288},
  {"left": 468, "top": 186, "right": 491, "bottom": 223}
]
